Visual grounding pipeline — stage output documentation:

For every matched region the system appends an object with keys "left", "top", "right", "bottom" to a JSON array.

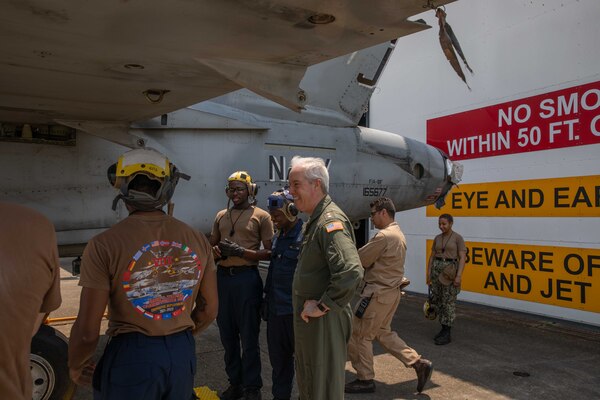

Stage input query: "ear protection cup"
[
  {"left": 107, "top": 163, "right": 117, "bottom": 187},
  {"left": 282, "top": 188, "right": 297, "bottom": 215},
  {"left": 159, "top": 163, "right": 184, "bottom": 203},
  {"left": 286, "top": 202, "right": 298, "bottom": 216},
  {"left": 248, "top": 183, "right": 258, "bottom": 197}
]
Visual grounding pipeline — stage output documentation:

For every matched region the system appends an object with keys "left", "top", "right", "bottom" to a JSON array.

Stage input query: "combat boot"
[
  {"left": 434, "top": 325, "right": 451, "bottom": 345},
  {"left": 221, "top": 385, "right": 244, "bottom": 400},
  {"left": 244, "top": 389, "right": 262, "bottom": 400},
  {"left": 433, "top": 325, "right": 445, "bottom": 340},
  {"left": 412, "top": 358, "right": 433, "bottom": 393},
  {"left": 344, "top": 379, "right": 376, "bottom": 393}
]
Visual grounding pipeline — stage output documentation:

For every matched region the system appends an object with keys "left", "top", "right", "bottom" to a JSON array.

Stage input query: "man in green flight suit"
[{"left": 288, "top": 156, "right": 363, "bottom": 400}]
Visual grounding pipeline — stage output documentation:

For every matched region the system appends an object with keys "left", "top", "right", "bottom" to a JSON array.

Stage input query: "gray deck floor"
[{"left": 51, "top": 261, "right": 600, "bottom": 400}]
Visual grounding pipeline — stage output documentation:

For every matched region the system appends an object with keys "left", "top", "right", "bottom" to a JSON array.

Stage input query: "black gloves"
[{"left": 218, "top": 238, "right": 246, "bottom": 257}]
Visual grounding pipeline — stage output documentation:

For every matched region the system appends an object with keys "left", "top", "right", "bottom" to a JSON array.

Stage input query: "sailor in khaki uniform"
[
  {"left": 288, "top": 156, "right": 363, "bottom": 400},
  {"left": 346, "top": 198, "right": 433, "bottom": 395}
]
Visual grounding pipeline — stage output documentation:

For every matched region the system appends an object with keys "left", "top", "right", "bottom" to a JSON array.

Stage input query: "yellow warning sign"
[
  {"left": 427, "top": 175, "right": 600, "bottom": 217},
  {"left": 426, "top": 240, "right": 600, "bottom": 313}
]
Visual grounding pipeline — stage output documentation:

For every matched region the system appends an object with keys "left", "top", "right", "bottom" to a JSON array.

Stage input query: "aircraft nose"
[
  {"left": 357, "top": 127, "right": 462, "bottom": 212},
  {"left": 436, "top": 156, "right": 463, "bottom": 208}
]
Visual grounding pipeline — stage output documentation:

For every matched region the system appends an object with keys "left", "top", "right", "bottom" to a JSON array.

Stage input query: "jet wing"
[{"left": 0, "top": 0, "right": 455, "bottom": 124}]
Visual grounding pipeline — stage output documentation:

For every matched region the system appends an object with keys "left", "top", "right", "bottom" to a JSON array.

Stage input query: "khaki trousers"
[{"left": 348, "top": 289, "right": 420, "bottom": 380}]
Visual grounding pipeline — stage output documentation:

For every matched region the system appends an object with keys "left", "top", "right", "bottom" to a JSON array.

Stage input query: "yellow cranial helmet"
[
  {"left": 228, "top": 171, "right": 253, "bottom": 185},
  {"left": 423, "top": 286, "right": 437, "bottom": 321},
  {"left": 227, "top": 171, "right": 257, "bottom": 197},
  {"left": 423, "top": 299, "right": 437, "bottom": 320},
  {"left": 115, "top": 148, "right": 171, "bottom": 183},
  {"left": 107, "top": 148, "right": 190, "bottom": 211}
]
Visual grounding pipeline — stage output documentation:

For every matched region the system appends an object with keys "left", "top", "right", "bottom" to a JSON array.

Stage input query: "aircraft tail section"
[
  {"left": 300, "top": 39, "right": 399, "bottom": 126},
  {"left": 205, "top": 22, "right": 433, "bottom": 127}
]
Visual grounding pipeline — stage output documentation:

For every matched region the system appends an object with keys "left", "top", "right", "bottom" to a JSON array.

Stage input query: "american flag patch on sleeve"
[{"left": 325, "top": 221, "right": 344, "bottom": 233}]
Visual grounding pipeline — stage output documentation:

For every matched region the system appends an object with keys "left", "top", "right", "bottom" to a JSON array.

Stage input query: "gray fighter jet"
[
  {"left": 0, "top": 1, "right": 461, "bottom": 249},
  {"left": 0, "top": 2, "right": 460, "bottom": 398}
]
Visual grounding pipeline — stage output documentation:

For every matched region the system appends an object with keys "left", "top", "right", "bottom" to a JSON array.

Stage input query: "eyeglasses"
[
  {"left": 227, "top": 187, "right": 247, "bottom": 194},
  {"left": 370, "top": 209, "right": 380, "bottom": 217}
]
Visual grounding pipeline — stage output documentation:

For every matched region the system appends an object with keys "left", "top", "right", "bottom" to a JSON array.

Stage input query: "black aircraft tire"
[{"left": 30, "top": 325, "right": 76, "bottom": 400}]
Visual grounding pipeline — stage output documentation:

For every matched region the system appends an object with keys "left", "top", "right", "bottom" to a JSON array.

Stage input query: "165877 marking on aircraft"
[{"left": 362, "top": 187, "right": 388, "bottom": 197}]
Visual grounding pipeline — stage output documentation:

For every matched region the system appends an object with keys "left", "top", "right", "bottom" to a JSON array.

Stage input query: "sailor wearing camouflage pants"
[
  {"left": 427, "top": 213, "right": 467, "bottom": 346},
  {"left": 429, "top": 258, "right": 461, "bottom": 326}
]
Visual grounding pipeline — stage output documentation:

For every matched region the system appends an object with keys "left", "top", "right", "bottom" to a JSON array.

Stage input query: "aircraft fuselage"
[{"left": 0, "top": 98, "right": 456, "bottom": 246}]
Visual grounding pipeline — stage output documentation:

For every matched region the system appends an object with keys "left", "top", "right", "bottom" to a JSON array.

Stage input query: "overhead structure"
[{"left": 0, "top": 0, "right": 455, "bottom": 125}]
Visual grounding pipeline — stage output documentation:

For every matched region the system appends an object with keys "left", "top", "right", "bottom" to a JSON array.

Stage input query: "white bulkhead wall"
[{"left": 370, "top": 0, "right": 600, "bottom": 325}]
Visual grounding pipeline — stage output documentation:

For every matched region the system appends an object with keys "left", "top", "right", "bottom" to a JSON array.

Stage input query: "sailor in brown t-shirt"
[
  {"left": 346, "top": 198, "right": 433, "bottom": 395},
  {"left": 0, "top": 202, "right": 62, "bottom": 400},
  {"left": 209, "top": 171, "right": 273, "bottom": 400},
  {"left": 68, "top": 148, "right": 218, "bottom": 400},
  {"left": 426, "top": 213, "right": 467, "bottom": 345}
]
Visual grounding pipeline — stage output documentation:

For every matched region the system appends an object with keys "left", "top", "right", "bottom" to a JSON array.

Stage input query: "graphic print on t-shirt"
[{"left": 122, "top": 240, "right": 202, "bottom": 319}]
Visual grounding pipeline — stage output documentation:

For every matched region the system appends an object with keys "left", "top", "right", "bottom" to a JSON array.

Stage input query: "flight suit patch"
[{"left": 325, "top": 221, "right": 344, "bottom": 233}]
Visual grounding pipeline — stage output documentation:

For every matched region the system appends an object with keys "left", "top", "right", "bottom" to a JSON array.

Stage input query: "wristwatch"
[{"left": 316, "top": 302, "right": 329, "bottom": 313}]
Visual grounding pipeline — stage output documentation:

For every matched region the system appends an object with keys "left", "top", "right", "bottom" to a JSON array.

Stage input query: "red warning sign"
[{"left": 427, "top": 80, "right": 600, "bottom": 160}]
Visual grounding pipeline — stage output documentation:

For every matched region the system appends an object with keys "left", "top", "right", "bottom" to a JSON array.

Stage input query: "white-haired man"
[{"left": 288, "top": 156, "right": 363, "bottom": 400}]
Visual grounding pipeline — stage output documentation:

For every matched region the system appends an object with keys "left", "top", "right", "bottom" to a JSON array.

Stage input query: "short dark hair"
[
  {"left": 370, "top": 197, "right": 396, "bottom": 218},
  {"left": 129, "top": 174, "right": 161, "bottom": 196},
  {"left": 439, "top": 213, "right": 454, "bottom": 223}
]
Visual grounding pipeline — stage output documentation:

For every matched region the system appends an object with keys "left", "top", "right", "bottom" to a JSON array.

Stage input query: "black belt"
[
  {"left": 217, "top": 265, "right": 257, "bottom": 275},
  {"left": 435, "top": 257, "right": 457, "bottom": 262}
]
